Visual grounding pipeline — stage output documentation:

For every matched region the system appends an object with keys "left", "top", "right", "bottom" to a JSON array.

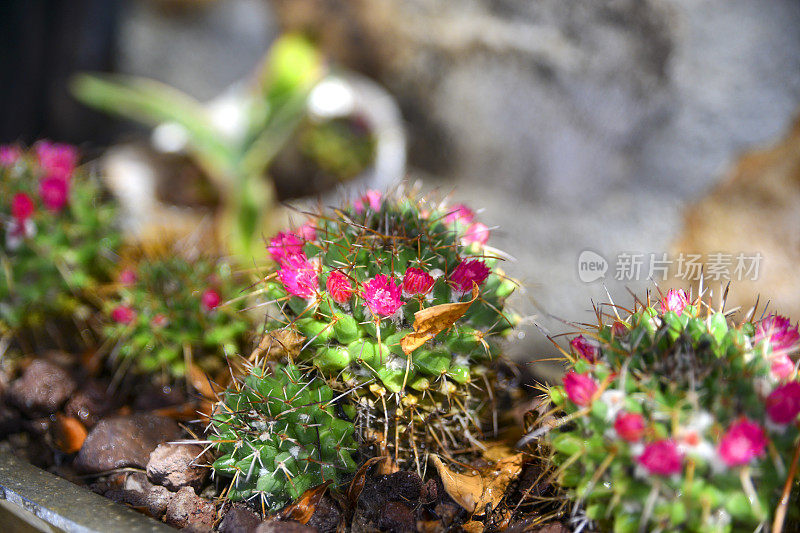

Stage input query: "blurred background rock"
[{"left": 2, "top": 0, "right": 799, "bottom": 379}]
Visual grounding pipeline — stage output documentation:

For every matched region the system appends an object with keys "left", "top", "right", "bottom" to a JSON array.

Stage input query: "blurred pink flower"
[
  {"left": 35, "top": 141, "right": 78, "bottom": 181},
  {"left": 298, "top": 222, "right": 317, "bottom": 241},
  {"left": 111, "top": 305, "right": 136, "bottom": 325},
  {"left": 614, "top": 412, "right": 645, "bottom": 442},
  {"left": 756, "top": 315, "right": 800, "bottom": 356},
  {"left": 278, "top": 255, "right": 319, "bottom": 299},
  {"left": 326, "top": 271, "right": 354, "bottom": 304},
  {"left": 0, "top": 145, "right": 21, "bottom": 166},
  {"left": 718, "top": 418, "right": 767, "bottom": 467},
  {"left": 637, "top": 440, "right": 682, "bottom": 476},
  {"left": 38, "top": 176, "right": 69, "bottom": 212},
  {"left": 771, "top": 355, "right": 795, "bottom": 381},
  {"left": 461, "top": 222, "right": 490, "bottom": 246},
  {"left": 118, "top": 269, "right": 138, "bottom": 285},
  {"left": 660, "top": 288, "right": 689, "bottom": 316},
  {"left": 268, "top": 231, "right": 305, "bottom": 263},
  {"left": 449, "top": 259, "right": 490, "bottom": 293},
  {"left": 766, "top": 381, "right": 800, "bottom": 425},
  {"left": 563, "top": 371, "right": 598, "bottom": 407},
  {"left": 151, "top": 314, "right": 169, "bottom": 328},
  {"left": 362, "top": 275, "right": 403, "bottom": 316},
  {"left": 444, "top": 204, "right": 474, "bottom": 225},
  {"left": 403, "top": 267, "right": 435, "bottom": 296},
  {"left": 11, "top": 193, "right": 34, "bottom": 222},
  {"left": 354, "top": 190, "right": 382, "bottom": 214},
  {"left": 570, "top": 335, "right": 598, "bottom": 363},
  {"left": 201, "top": 289, "right": 221, "bottom": 311}
]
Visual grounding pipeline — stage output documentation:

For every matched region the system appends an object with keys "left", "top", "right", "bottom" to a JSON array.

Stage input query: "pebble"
[
  {"left": 165, "top": 486, "right": 216, "bottom": 531},
  {"left": 147, "top": 442, "right": 209, "bottom": 492},
  {"left": 6, "top": 360, "right": 76, "bottom": 416}
]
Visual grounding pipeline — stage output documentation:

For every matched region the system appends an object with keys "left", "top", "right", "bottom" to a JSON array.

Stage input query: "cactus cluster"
[
  {"left": 102, "top": 252, "right": 253, "bottom": 379},
  {"left": 208, "top": 363, "right": 357, "bottom": 509},
  {"left": 261, "top": 189, "right": 519, "bottom": 466},
  {"left": 0, "top": 142, "right": 121, "bottom": 336},
  {"left": 540, "top": 289, "right": 800, "bottom": 532}
]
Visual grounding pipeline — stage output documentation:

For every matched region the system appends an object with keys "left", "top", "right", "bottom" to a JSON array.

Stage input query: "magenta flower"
[
  {"left": 361, "top": 275, "right": 403, "bottom": 317},
  {"left": 0, "top": 145, "right": 21, "bottom": 166},
  {"left": 569, "top": 335, "right": 598, "bottom": 363},
  {"left": 35, "top": 141, "right": 78, "bottom": 181},
  {"left": 612, "top": 321, "right": 628, "bottom": 337},
  {"left": 298, "top": 222, "right": 317, "bottom": 241},
  {"left": 111, "top": 305, "right": 136, "bottom": 325},
  {"left": 660, "top": 289, "right": 690, "bottom": 316},
  {"left": 449, "top": 259, "right": 490, "bottom": 293},
  {"left": 461, "top": 222, "right": 490, "bottom": 247},
  {"left": 354, "top": 190, "right": 383, "bottom": 214},
  {"left": 38, "top": 176, "right": 69, "bottom": 212},
  {"left": 118, "top": 269, "right": 138, "bottom": 285},
  {"left": 11, "top": 193, "right": 34, "bottom": 222},
  {"left": 444, "top": 204, "right": 474, "bottom": 225},
  {"left": 614, "top": 412, "right": 645, "bottom": 442},
  {"left": 771, "top": 355, "right": 795, "bottom": 381},
  {"left": 201, "top": 289, "right": 221, "bottom": 311},
  {"left": 403, "top": 267, "right": 435, "bottom": 296},
  {"left": 326, "top": 271, "right": 354, "bottom": 304},
  {"left": 278, "top": 255, "right": 319, "bottom": 299},
  {"left": 637, "top": 440, "right": 682, "bottom": 476},
  {"left": 766, "top": 381, "right": 800, "bottom": 425},
  {"left": 755, "top": 315, "right": 800, "bottom": 356},
  {"left": 151, "top": 314, "right": 168, "bottom": 328},
  {"left": 563, "top": 371, "right": 598, "bottom": 407},
  {"left": 268, "top": 231, "right": 305, "bottom": 263},
  {"left": 718, "top": 418, "right": 767, "bottom": 467}
]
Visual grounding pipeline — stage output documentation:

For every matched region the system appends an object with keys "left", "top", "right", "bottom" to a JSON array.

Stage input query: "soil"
[{"left": 0, "top": 353, "right": 569, "bottom": 532}]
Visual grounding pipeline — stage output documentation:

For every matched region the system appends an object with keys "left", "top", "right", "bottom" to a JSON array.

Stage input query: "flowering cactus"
[
  {"left": 538, "top": 289, "right": 800, "bottom": 532},
  {"left": 208, "top": 363, "right": 357, "bottom": 509},
  {"left": 102, "top": 254, "right": 253, "bottom": 379},
  {"left": 0, "top": 142, "right": 121, "bottom": 334},
  {"left": 262, "top": 190, "right": 519, "bottom": 465}
]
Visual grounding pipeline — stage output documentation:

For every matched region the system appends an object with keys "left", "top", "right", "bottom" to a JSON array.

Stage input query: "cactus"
[
  {"left": 538, "top": 288, "right": 800, "bottom": 532},
  {"left": 102, "top": 251, "right": 253, "bottom": 379},
  {"left": 208, "top": 363, "right": 357, "bottom": 509},
  {"left": 0, "top": 142, "right": 121, "bottom": 336},
  {"left": 262, "top": 189, "right": 519, "bottom": 466}
]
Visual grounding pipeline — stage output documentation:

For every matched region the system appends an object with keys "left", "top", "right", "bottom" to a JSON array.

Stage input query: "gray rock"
[
  {"left": 219, "top": 504, "right": 262, "bottom": 533},
  {"left": 64, "top": 382, "right": 112, "bottom": 428},
  {"left": 147, "top": 443, "right": 209, "bottom": 492},
  {"left": 146, "top": 485, "right": 173, "bottom": 518},
  {"left": 165, "top": 486, "right": 216, "bottom": 531},
  {"left": 6, "top": 360, "right": 77, "bottom": 416},
  {"left": 74, "top": 414, "right": 181, "bottom": 473}
]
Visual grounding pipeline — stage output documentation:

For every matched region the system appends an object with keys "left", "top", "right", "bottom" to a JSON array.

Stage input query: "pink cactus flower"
[
  {"left": 444, "top": 204, "right": 474, "bottom": 225},
  {"left": 354, "top": 190, "right": 383, "bottom": 214},
  {"left": 278, "top": 255, "right": 319, "bottom": 299},
  {"left": 755, "top": 315, "right": 800, "bottom": 356},
  {"left": 35, "top": 141, "right": 78, "bottom": 181},
  {"left": 637, "top": 440, "right": 683, "bottom": 476},
  {"left": 268, "top": 232, "right": 305, "bottom": 263},
  {"left": 151, "top": 314, "right": 169, "bottom": 328},
  {"left": 361, "top": 275, "right": 403, "bottom": 317},
  {"left": 570, "top": 335, "right": 598, "bottom": 363},
  {"left": 11, "top": 193, "right": 34, "bottom": 222},
  {"left": 298, "top": 222, "right": 317, "bottom": 241},
  {"left": 461, "top": 222, "right": 490, "bottom": 247},
  {"left": 717, "top": 418, "right": 767, "bottom": 467},
  {"left": 612, "top": 321, "right": 628, "bottom": 337},
  {"left": 403, "top": 267, "right": 435, "bottom": 296},
  {"left": 563, "top": 371, "right": 598, "bottom": 407},
  {"left": 449, "top": 259, "right": 490, "bottom": 293},
  {"left": 118, "top": 269, "right": 137, "bottom": 285},
  {"left": 111, "top": 305, "right": 136, "bottom": 325},
  {"left": 660, "top": 288, "right": 690, "bottom": 316},
  {"left": 615, "top": 412, "right": 645, "bottom": 442},
  {"left": 771, "top": 355, "right": 795, "bottom": 381},
  {"left": 0, "top": 145, "right": 21, "bottom": 166},
  {"left": 765, "top": 381, "right": 800, "bottom": 425},
  {"left": 201, "top": 289, "right": 221, "bottom": 311},
  {"left": 326, "top": 271, "right": 354, "bottom": 304},
  {"left": 38, "top": 176, "right": 69, "bottom": 212}
]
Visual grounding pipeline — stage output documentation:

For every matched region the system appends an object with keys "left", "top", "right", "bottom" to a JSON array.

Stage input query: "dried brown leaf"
[
  {"left": 346, "top": 456, "right": 387, "bottom": 507},
  {"left": 187, "top": 363, "right": 223, "bottom": 400},
  {"left": 52, "top": 414, "right": 87, "bottom": 454},
  {"left": 279, "top": 481, "right": 331, "bottom": 524},
  {"left": 462, "top": 521, "right": 485, "bottom": 533},
  {"left": 251, "top": 328, "right": 306, "bottom": 361},
  {"left": 401, "top": 285, "right": 479, "bottom": 355},
  {"left": 430, "top": 452, "right": 524, "bottom": 514}
]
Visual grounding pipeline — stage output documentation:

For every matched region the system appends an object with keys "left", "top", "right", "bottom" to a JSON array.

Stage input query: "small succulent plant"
[
  {"left": 102, "top": 252, "right": 253, "bottom": 379},
  {"left": 208, "top": 363, "right": 357, "bottom": 509},
  {"left": 262, "top": 189, "right": 519, "bottom": 466},
  {"left": 538, "top": 289, "right": 800, "bottom": 532},
  {"left": 0, "top": 142, "right": 121, "bottom": 336}
]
